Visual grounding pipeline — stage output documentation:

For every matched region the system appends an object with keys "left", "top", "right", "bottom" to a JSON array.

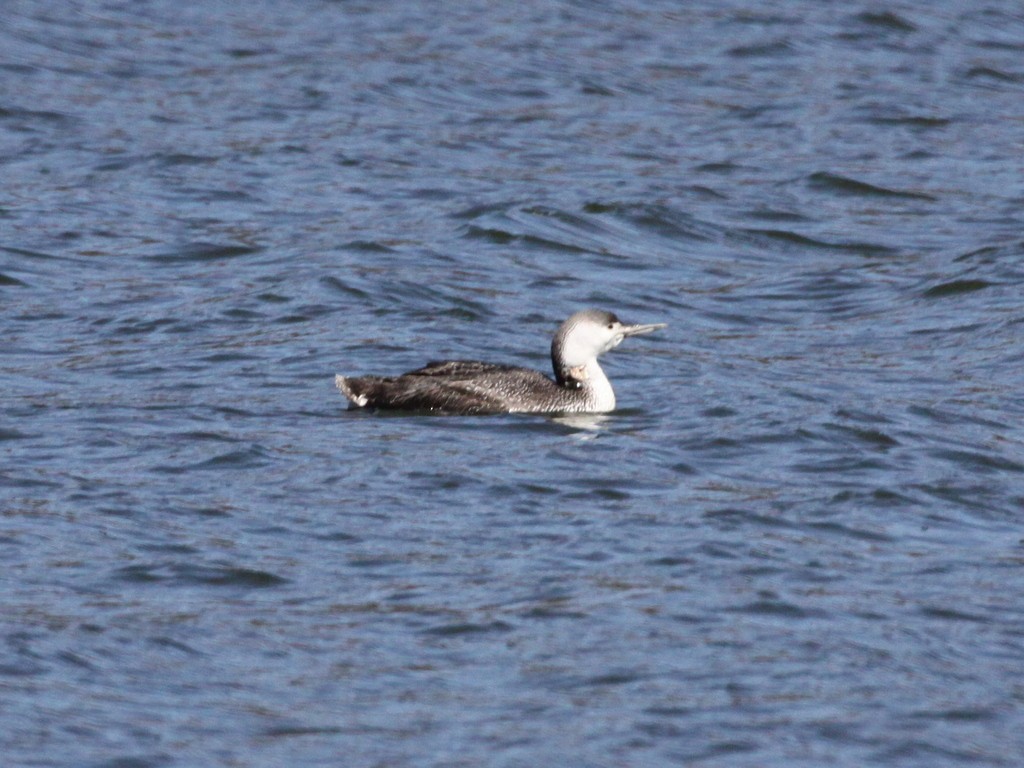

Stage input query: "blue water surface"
[{"left": 3, "top": 2, "right": 1024, "bottom": 766}]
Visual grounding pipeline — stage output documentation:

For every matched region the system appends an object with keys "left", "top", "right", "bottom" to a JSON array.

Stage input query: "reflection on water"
[{"left": 551, "top": 412, "right": 611, "bottom": 434}]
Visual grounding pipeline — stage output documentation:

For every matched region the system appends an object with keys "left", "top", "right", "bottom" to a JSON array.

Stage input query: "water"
[{"left": 3, "top": 1, "right": 1024, "bottom": 766}]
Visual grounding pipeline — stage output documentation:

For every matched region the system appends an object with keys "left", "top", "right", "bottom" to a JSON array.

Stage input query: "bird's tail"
[{"left": 335, "top": 374, "right": 371, "bottom": 407}]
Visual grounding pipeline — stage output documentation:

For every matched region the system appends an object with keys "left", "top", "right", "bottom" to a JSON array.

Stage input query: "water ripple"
[{"left": 113, "top": 563, "right": 287, "bottom": 589}]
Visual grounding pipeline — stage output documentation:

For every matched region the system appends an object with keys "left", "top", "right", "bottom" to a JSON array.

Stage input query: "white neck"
[{"left": 580, "top": 359, "right": 615, "bottom": 412}]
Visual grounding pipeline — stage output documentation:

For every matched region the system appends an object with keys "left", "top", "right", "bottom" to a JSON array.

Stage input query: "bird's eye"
[{"left": 607, "top": 323, "right": 615, "bottom": 329}]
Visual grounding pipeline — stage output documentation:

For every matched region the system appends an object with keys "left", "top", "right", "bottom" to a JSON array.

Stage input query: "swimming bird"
[{"left": 335, "top": 309, "right": 665, "bottom": 414}]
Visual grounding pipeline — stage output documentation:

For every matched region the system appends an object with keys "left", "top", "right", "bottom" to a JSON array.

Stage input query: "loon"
[{"left": 335, "top": 309, "right": 665, "bottom": 415}]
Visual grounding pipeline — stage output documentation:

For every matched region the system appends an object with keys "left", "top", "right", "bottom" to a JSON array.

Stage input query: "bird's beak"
[{"left": 620, "top": 321, "right": 667, "bottom": 337}]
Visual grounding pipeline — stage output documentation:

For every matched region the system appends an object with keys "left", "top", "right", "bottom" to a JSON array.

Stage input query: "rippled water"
[{"left": 3, "top": 2, "right": 1024, "bottom": 766}]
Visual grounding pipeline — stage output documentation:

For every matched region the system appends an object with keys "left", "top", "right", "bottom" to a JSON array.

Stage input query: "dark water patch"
[
  {"left": 114, "top": 562, "right": 287, "bottom": 589},
  {"left": 0, "top": 272, "right": 28, "bottom": 286},
  {"left": 693, "top": 161, "right": 744, "bottom": 174},
  {"left": 313, "top": 530, "right": 362, "bottom": 543},
  {"left": 560, "top": 487, "right": 627, "bottom": 503},
  {"left": 868, "top": 114, "right": 950, "bottom": 129},
  {"left": 928, "top": 448, "right": 1024, "bottom": 474},
  {"left": 566, "top": 474, "right": 638, "bottom": 497},
  {"left": 670, "top": 740, "right": 759, "bottom": 763},
  {"left": 829, "top": 488, "right": 914, "bottom": 510},
  {"left": 0, "top": 62, "right": 35, "bottom": 75},
  {"left": 791, "top": 456, "right": 889, "bottom": 474},
  {"left": 520, "top": 204, "right": 609, "bottom": 234},
  {"left": 56, "top": 650, "right": 96, "bottom": 670},
  {"left": 807, "top": 520, "right": 895, "bottom": 543},
  {"left": 854, "top": 11, "right": 917, "bottom": 33},
  {"left": 580, "top": 670, "right": 646, "bottom": 688},
  {"left": 914, "top": 482, "right": 1012, "bottom": 518},
  {"left": 702, "top": 406, "right": 737, "bottom": 418},
  {"left": 325, "top": 602, "right": 453, "bottom": 618},
  {"left": 87, "top": 754, "right": 173, "bottom": 768},
  {"left": 0, "top": 653, "right": 49, "bottom": 677},
  {"left": 874, "top": 738, "right": 1009, "bottom": 764},
  {"left": 94, "top": 504, "right": 137, "bottom": 518},
  {"left": 919, "top": 606, "right": 990, "bottom": 624},
  {"left": 198, "top": 352, "right": 261, "bottom": 364},
  {"left": 728, "top": 598, "right": 823, "bottom": 620},
  {"left": 721, "top": 101, "right": 790, "bottom": 124},
  {"left": 807, "top": 172, "right": 937, "bottom": 201},
  {"left": 527, "top": 275, "right": 583, "bottom": 291},
  {"left": 954, "top": 241, "right": 1024, "bottom": 264},
  {"left": 869, "top": 488, "right": 911, "bottom": 506},
  {"left": 748, "top": 272, "right": 874, "bottom": 311},
  {"left": 139, "top": 543, "right": 201, "bottom": 556},
  {"left": 520, "top": 603, "right": 588, "bottom": 620},
  {"left": 686, "top": 184, "right": 728, "bottom": 200},
  {"left": 824, "top": 423, "right": 900, "bottom": 449},
  {"left": 909, "top": 320, "right": 989, "bottom": 337},
  {"left": 974, "top": 38, "right": 1024, "bottom": 52},
  {"left": 333, "top": 152, "right": 361, "bottom": 167},
  {"left": 743, "top": 207, "right": 811, "bottom": 223},
  {"left": 908, "top": 405, "right": 1006, "bottom": 430},
  {"left": 343, "top": 277, "right": 491, "bottom": 320},
  {"left": 346, "top": 555, "right": 407, "bottom": 570},
  {"left": 149, "top": 636, "right": 202, "bottom": 656},
  {"left": 909, "top": 707, "right": 998, "bottom": 722},
  {"left": 319, "top": 275, "right": 372, "bottom": 300},
  {"left": 93, "top": 156, "right": 137, "bottom": 173},
  {"left": 406, "top": 186, "right": 459, "bottom": 201},
  {"left": 740, "top": 228, "right": 896, "bottom": 256},
  {"left": 274, "top": 311, "right": 313, "bottom": 324},
  {"left": 221, "top": 307, "right": 265, "bottom": 321},
  {"left": 578, "top": 77, "right": 617, "bottom": 97},
  {"left": 144, "top": 242, "right": 262, "bottom": 264},
  {"left": 226, "top": 46, "right": 272, "bottom": 59},
  {"left": 450, "top": 202, "right": 513, "bottom": 220},
  {"left": 727, "top": 39, "right": 794, "bottom": 59},
  {"left": 0, "top": 106, "right": 81, "bottom": 128},
  {"left": 963, "top": 66, "right": 1023, "bottom": 83},
  {"left": 643, "top": 705, "right": 694, "bottom": 719},
  {"left": 422, "top": 620, "right": 514, "bottom": 637},
  {"left": 123, "top": 363, "right": 178, "bottom": 379},
  {"left": 113, "top": 565, "right": 159, "bottom": 584},
  {"left": 0, "top": 243, "right": 83, "bottom": 263},
  {"left": 0, "top": 428, "right": 30, "bottom": 441},
  {"left": 833, "top": 408, "right": 895, "bottom": 426},
  {"left": 704, "top": 508, "right": 797, "bottom": 530},
  {"left": 921, "top": 279, "right": 993, "bottom": 298},
  {"left": 171, "top": 430, "right": 243, "bottom": 444},
  {"left": 113, "top": 317, "right": 179, "bottom": 336},
  {"left": 256, "top": 291, "right": 290, "bottom": 304},
  {"left": 745, "top": 430, "right": 815, "bottom": 448},
  {"left": 462, "top": 225, "right": 592, "bottom": 255},
  {"left": 581, "top": 202, "right": 698, "bottom": 237},
  {"left": 269, "top": 303, "right": 333, "bottom": 324},
  {"left": 153, "top": 152, "right": 217, "bottom": 167},
  {"left": 1, "top": 474, "right": 63, "bottom": 490},
  {"left": 262, "top": 724, "right": 346, "bottom": 738},
  {"left": 152, "top": 446, "right": 272, "bottom": 474},
  {"left": 340, "top": 239, "right": 395, "bottom": 253},
  {"left": 202, "top": 189, "right": 260, "bottom": 203},
  {"left": 17, "top": 310, "right": 69, "bottom": 322}
]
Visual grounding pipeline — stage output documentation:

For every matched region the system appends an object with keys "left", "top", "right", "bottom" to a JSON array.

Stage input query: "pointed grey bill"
[{"left": 620, "top": 322, "right": 667, "bottom": 337}]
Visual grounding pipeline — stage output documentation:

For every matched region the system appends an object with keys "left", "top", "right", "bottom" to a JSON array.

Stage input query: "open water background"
[{"left": 3, "top": 2, "right": 1024, "bottom": 766}]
